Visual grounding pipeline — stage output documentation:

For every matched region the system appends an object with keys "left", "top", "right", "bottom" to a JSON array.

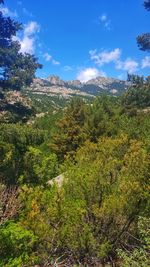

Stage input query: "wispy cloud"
[
  {"left": 0, "top": 6, "right": 18, "bottom": 17},
  {"left": 77, "top": 68, "right": 106, "bottom": 82},
  {"left": 24, "top": 21, "right": 40, "bottom": 36},
  {"left": 116, "top": 58, "right": 139, "bottom": 74},
  {"left": 99, "top": 13, "right": 112, "bottom": 30},
  {"left": 100, "top": 14, "right": 107, "bottom": 22},
  {"left": 89, "top": 48, "right": 121, "bottom": 66},
  {"left": 43, "top": 53, "right": 52, "bottom": 61},
  {"left": 63, "top": 65, "right": 73, "bottom": 71},
  {"left": 16, "top": 21, "right": 40, "bottom": 54},
  {"left": 23, "top": 7, "right": 33, "bottom": 17},
  {"left": 90, "top": 48, "right": 139, "bottom": 74},
  {"left": 52, "top": 59, "right": 60, "bottom": 65},
  {"left": 20, "top": 36, "right": 35, "bottom": 54},
  {"left": 141, "top": 56, "right": 150, "bottom": 68},
  {"left": 43, "top": 52, "right": 60, "bottom": 66}
]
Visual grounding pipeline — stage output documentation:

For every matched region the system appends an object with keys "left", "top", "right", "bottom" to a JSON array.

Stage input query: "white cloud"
[
  {"left": 89, "top": 48, "right": 121, "bottom": 66},
  {"left": 63, "top": 65, "right": 73, "bottom": 71},
  {"left": 141, "top": 56, "right": 150, "bottom": 68},
  {"left": 77, "top": 68, "right": 106, "bottom": 83},
  {"left": 43, "top": 53, "right": 52, "bottom": 61},
  {"left": 116, "top": 58, "right": 139, "bottom": 74},
  {"left": 43, "top": 53, "right": 60, "bottom": 65},
  {"left": 99, "top": 13, "right": 111, "bottom": 30},
  {"left": 100, "top": 14, "right": 107, "bottom": 22},
  {"left": 0, "top": 7, "right": 17, "bottom": 17},
  {"left": 90, "top": 48, "right": 139, "bottom": 74},
  {"left": 20, "top": 36, "right": 34, "bottom": 54},
  {"left": 16, "top": 21, "right": 40, "bottom": 54},
  {"left": 52, "top": 59, "right": 60, "bottom": 65},
  {"left": 24, "top": 21, "right": 40, "bottom": 36}
]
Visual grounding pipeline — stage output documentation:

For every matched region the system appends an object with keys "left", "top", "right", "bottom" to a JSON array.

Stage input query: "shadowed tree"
[
  {"left": 144, "top": 0, "right": 150, "bottom": 10},
  {"left": 0, "top": 0, "right": 42, "bottom": 90},
  {"left": 137, "top": 1, "right": 150, "bottom": 51},
  {"left": 0, "top": 185, "right": 20, "bottom": 225}
]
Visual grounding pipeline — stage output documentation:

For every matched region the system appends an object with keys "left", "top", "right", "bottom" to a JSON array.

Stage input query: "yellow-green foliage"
[
  {"left": 1, "top": 96, "right": 150, "bottom": 265},
  {"left": 18, "top": 135, "right": 150, "bottom": 264}
]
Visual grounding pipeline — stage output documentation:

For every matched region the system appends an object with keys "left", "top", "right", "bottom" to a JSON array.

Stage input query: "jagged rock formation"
[{"left": 27, "top": 75, "right": 129, "bottom": 98}]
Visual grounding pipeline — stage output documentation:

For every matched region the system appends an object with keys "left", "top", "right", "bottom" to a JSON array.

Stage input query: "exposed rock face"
[
  {"left": 46, "top": 76, "right": 65, "bottom": 86},
  {"left": 86, "top": 76, "right": 129, "bottom": 91},
  {"left": 27, "top": 75, "right": 129, "bottom": 98},
  {"left": 67, "top": 80, "right": 82, "bottom": 89}
]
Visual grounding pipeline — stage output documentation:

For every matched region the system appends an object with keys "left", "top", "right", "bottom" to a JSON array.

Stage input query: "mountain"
[
  {"left": 24, "top": 75, "right": 130, "bottom": 113},
  {"left": 26, "top": 75, "right": 129, "bottom": 98}
]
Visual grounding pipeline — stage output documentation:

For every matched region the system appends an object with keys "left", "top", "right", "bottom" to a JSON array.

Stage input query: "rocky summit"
[{"left": 27, "top": 75, "right": 129, "bottom": 99}]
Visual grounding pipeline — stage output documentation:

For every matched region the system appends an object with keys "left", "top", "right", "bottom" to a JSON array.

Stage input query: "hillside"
[
  {"left": 23, "top": 75, "right": 130, "bottom": 113},
  {"left": 26, "top": 75, "right": 129, "bottom": 98},
  {"left": 1, "top": 0, "right": 150, "bottom": 265},
  {"left": 0, "top": 90, "right": 34, "bottom": 123}
]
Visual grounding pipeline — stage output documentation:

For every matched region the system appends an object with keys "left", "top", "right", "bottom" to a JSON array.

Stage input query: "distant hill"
[
  {"left": 0, "top": 75, "right": 130, "bottom": 122},
  {"left": 26, "top": 75, "right": 129, "bottom": 98}
]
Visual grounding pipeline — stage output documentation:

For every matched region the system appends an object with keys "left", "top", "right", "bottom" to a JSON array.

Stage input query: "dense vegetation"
[
  {"left": 0, "top": 0, "right": 150, "bottom": 266},
  {"left": 1, "top": 85, "right": 150, "bottom": 266}
]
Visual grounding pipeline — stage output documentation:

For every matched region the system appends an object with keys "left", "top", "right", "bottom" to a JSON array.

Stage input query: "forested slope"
[{"left": 0, "top": 0, "right": 150, "bottom": 266}]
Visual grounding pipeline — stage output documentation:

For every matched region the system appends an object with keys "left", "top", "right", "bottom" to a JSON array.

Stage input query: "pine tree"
[
  {"left": 0, "top": 1, "right": 42, "bottom": 90},
  {"left": 137, "top": 1, "right": 150, "bottom": 51}
]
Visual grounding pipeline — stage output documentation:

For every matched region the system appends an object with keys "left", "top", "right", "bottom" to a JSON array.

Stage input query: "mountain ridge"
[{"left": 27, "top": 75, "right": 130, "bottom": 98}]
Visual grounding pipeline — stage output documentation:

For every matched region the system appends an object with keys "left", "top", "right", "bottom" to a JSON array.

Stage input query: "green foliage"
[
  {"left": 18, "top": 135, "right": 150, "bottom": 264},
  {"left": 137, "top": 33, "right": 150, "bottom": 52},
  {"left": 0, "top": 0, "right": 150, "bottom": 265},
  {"left": 51, "top": 97, "right": 87, "bottom": 160},
  {"left": 0, "top": 221, "right": 38, "bottom": 266},
  {"left": 20, "top": 146, "right": 58, "bottom": 185},
  {"left": 122, "top": 83, "right": 150, "bottom": 109},
  {"left": 0, "top": 1, "right": 42, "bottom": 91},
  {"left": 127, "top": 74, "right": 144, "bottom": 85},
  {"left": 51, "top": 96, "right": 121, "bottom": 160},
  {"left": 0, "top": 124, "right": 46, "bottom": 184},
  {"left": 0, "top": 94, "right": 150, "bottom": 265},
  {"left": 137, "top": 0, "right": 150, "bottom": 51},
  {"left": 27, "top": 92, "right": 68, "bottom": 113},
  {"left": 84, "top": 95, "right": 120, "bottom": 141},
  {"left": 118, "top": 217, "right": 150, "bottom": 267}
]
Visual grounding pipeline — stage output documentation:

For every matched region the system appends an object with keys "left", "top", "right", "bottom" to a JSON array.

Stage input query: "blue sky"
[{"left": 1, "top": 0, "right": 150, "bottom": 81}]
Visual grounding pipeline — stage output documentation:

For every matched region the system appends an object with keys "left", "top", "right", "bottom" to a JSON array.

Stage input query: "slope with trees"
[{"left": 0, "top": 0, "right": 150, "bottom": 266}]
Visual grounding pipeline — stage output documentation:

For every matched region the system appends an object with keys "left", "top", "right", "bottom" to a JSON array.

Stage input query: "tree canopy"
[
  {"left": 137, "top": 1, "right": 150, "bottom": 51},
  {"left": 144, "top": 0, "right": 150, "bottom": 11},
  {"left": 0, "top": 0, "right": 150, "bottom": 266},
  {"left": 0, "top": 1, "right": 42, "bottom": 91}
]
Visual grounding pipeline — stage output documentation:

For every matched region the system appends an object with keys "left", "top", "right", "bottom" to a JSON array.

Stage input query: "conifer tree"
[
  {"left": 0, "top": 0, "right": 42, "bottom": 90},
  {"left": 137, "top": 1, "right": 150, "bottom": 51}
]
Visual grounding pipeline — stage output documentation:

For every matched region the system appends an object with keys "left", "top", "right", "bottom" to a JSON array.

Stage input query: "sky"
[{"left": 1, "top": 0, "right": 150, "bottom": 81}]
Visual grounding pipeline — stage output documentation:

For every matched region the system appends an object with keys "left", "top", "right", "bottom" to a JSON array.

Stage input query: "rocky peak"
[
  {"left": 46, "top": 75, "right": 65, "bottom": 86},
  {"left": 28, "top": 75, "right": 129, "bottom": 98},
  {"left": 67, "top": 79, "right": 82, "bottom": 88}
]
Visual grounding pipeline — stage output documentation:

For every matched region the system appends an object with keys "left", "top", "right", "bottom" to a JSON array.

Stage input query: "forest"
[{"left": 0, "top": 0, "right": 150, "bottom": 266}]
